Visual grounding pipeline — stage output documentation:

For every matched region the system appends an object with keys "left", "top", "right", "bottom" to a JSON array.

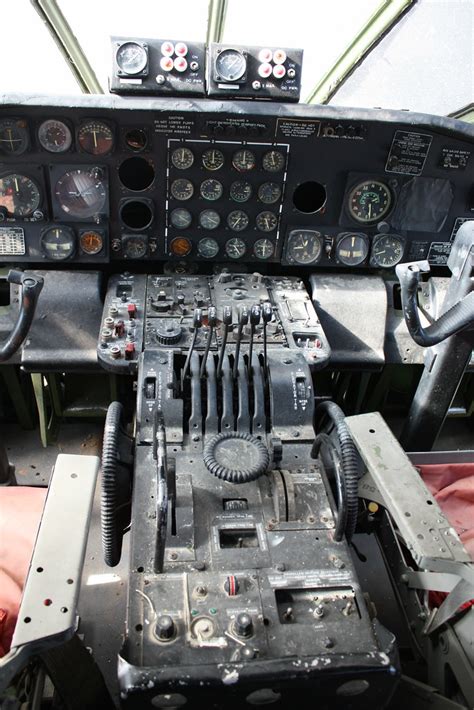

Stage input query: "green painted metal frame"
[
  {"left": 206, "top": 0, "right": 229, "bottom": 45},
  {"left": 30, "top": 0, "right": 103, "bottom": 94},
  {"left": 306, "top": 0, "right": 415, "bottom": 105}
]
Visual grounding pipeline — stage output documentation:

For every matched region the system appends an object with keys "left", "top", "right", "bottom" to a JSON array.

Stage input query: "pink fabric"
[
  {"left": 0, "top": 487, "right": 46, "bottom": 657},
  {"left": 419, "top": 463, "right": 474, "bottom": 560}
]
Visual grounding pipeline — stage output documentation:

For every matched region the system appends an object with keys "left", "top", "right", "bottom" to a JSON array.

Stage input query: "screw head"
[{"left": 252, "top": 80, "right": 261, "bottom": 90}]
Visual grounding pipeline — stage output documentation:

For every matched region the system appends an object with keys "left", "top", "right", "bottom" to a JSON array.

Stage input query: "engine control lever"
[
  {"left": 153, "top": 408, "right": 169, "bottom": 574},
  {"left": 248, "top": 304, "right": 261, "bottom": 377},
  {"left": 232, "top": 306, "right": 249, "bottom": 380},
  {"left": 200, "top": 306, "right": 217, "bottom": 378},
  {"left": 0, "top": 270, "right": 44, "bottom": 363},
  {"left": 216, "top": 305, "right": 232, "bottom": 379},
  {"left": 262, "top": 302, "right": 273, "bottom": 374},
  {"left": 182, "top": 308, "right": 202, "bottom": 382}
]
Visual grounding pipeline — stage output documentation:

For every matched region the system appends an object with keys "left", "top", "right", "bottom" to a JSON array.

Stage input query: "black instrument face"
[
  {"left": 0, "top": 97, "right": 471, "bottom": 266},
  {"left": 41, "top": 225, "right": 75, "bottom": 260}
]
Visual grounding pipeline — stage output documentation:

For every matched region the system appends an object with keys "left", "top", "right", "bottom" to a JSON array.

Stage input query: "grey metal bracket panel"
[{"left": 0, "top": 454, "right": 99, "bottom": 690}]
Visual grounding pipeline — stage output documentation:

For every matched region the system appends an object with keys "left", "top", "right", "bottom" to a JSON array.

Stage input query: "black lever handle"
[
  {"left": 182, "top": 308, "right": 202, "bottom": 381},
  {"left": 396, "top": 261, "right": 474, "bottom": 347},
  {"left": 200, "top": 306, "right": 217, "bottom": 378},
  {"left": 232, "top": 306, "right": 249, "bottom": 379},
  {"left": 262, "top": 302, "right": 272, "bottom": 374},
  {"left": 248, "top": 304, "right": 261, "bottom": 376},
  {"left": 216, "top": 305, "right": 232, "bottom": 379},
  {"left": 0, "top": 270, "right": 44, "bottom": 363}
]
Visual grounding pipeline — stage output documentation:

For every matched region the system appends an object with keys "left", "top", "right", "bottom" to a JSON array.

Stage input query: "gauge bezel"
[
  {"left": 79, "top": 229, "right": 105, "bottom": 255},
  {"left": 227, "top": 210, "right": 249, "bottom": 232},
  {"left": 0, "top": 118, "right": 29, "bottom": 156},
  {"left": 0, "top": 172, "right": 42, "bottom": 218},
  {"left": 225, "top": 237, "right": 246, "bottom": 259},
  {"left": 200, "top": 179, "right": 223, "bottom": 201},
  {"left": 232, "top": 149, "right": 256, "bottom": 173},
  {"left": 230, "top": 180, "right": 252, "bottom": 203},
  {"left": 38, "top": 119, "right": 73, "bottom": 154},
  {"left": 170, "top": 178, "right": 194, "bottom": 201},
  {"left": 171, "top": 146, "right": 194, "bottom": 170},
  {"left": 115, "top": 41, "right": 148, "bottom": 76},
  {"left": 198, "top": 209, "right": 221, "bottom": 230},
  {"left": 335, "top": 231, "right": 370, "bottom": 266},
  {"left": 77, "top": 120, "right": 114, "bottom": 156},
  {"left": 370, "top": 233, "right": 405, "bottom": 268},
  {"left": 347, "top": 179, "right": 392, "bottom": 224},
  {"left": 40, "top": 225, "right": 76, "bottom": 261},
  {"left": 198, "top": 237, "right": 219, "bottom": 259},
  {"left": 202, "top": 148, "right": 225, "bottom": 171},
  {"left": 51, "top": 165, "right": 108, "bottom": 222},
  {"left": 258, "top": 182, "right": 282, "bottom": 205},
  {"left": 256, "top": 210, "right": 278, "bottom": 233},
  {"left": 214, "top": 48, "right": 247, "bottom": 83},
  {"left": 253, "top": 238, "right": 275, "bottom": 260},
  {"left": 262, "top": 150, "right": 286, "bottom": 173},
  {"left": 170, "top": 207, "right": 192, "bottom": 229},
  {"left": 285, "top": 229, "right": 323, "bottom": 265}
]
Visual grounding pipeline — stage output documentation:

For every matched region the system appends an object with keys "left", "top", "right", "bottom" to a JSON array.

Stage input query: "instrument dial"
[
  {"left": 55, "top": 168, "right": 107, "bottom": 219},
  {"left": 215, "top": 49, "right": 247, "bottom": 81},
  {"left": 0, "top": 119, "right": 29, "bottom": 155},
  {"left": 123, "top": 236, "right": 147, "bottom": 258},
  {"left": 199, "top": 209, "right": 220, "bottom": 230},
  {"left": 336, "top": 232, "right": 369, "bottom": 266},
  {"left": 78, "top": 121, "right": 113, "bottom": 156},
  {"left": 225, "top": 238, "right": 246, "bottom": 259},
  {"left": 170, "top": 237, "right": 192, "bottom": 256},
  {"left": 348, "top": 180, "right": 392, "bottom": 224},
  {"left": 230, "top": 180, "right": 252, "bottom": 202},
  {"left": 200, "top": 179, "right": 223, "bottom": 201},
  {"left": 371, "top": 233, "right": 404, "bottom": 268},
  {"left": 254, "top": 238, "right": 274, "bottom": 260},
  {"left": 262, "top": 150, "right": 285, "bottom": 172},
  {"left": 79, "top": 230, "right": 104, "bottom": 255},
  {"left": 227, "top": 210, "right": 249, "bottom": 232},
  {"left": 232, "top": 149, "right": 256, "bottom": 173},
  {"left": 202, "top": 149, "right": 224, "bottom": 171},
  {"left": 170, "top": 207, "right": 192, "bottom": 229},
  {"left": 256, "top": 210, "right": 278, "bottom": 232},
  {"left": 258, "top": 182, "right": 281, "bottom": 204},
  {"left": 116, "top": 41, "right": 148, "bottom": 75},
  {"left": 41, "top": 226, "right": 75, "bottom": 261},
  {"left": 0, "top": 174, "right": 41, "bottom": 217},
  {"left": 38, "top": 119, "right": 72, "bottom": 153},
  {"left": 286, "top": 230, "right": 322, "bottom": 265},
  {"left": 171, "top": 146, "right": 194, "bottom": 170},
  {"left": 124, "top": 128, "right": 148, "bottom": 152},
  {"left": 171, "top": 178, "right": 194, "bottom": 201},
  {"left": 198, "top": 237, "right": 219, "bottom": 258}
]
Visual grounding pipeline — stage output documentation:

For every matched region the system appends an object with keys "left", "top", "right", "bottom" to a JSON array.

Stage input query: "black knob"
[
  {"left": 234, "top": 612, "right": 253, "bottom": 638},
  {"left": 208, "top": 306, "right": 218, "bottom": 327},
  {"left": 250, "top": 305, "right": 261, "bottom": 325},
  {"left": 222, "top": 305, "right": 232, "bottom": 325},
  {"left": 156, "top": 614, "right": 175, "bottom": 640},
  {"left": 155, "top": 322, "right": 182, "bottom": 346},
  {"left": 224, "top": 575, "right": 240, "bottom": 596},
  {"left": 262, "top": 302, "right": 272, "bottom": 323},
  {"left": 239, "top": 306, "right": 249, "bottom": 326},
  {"left": 193, "top": 308, "right": 203, "bottom": 329}
]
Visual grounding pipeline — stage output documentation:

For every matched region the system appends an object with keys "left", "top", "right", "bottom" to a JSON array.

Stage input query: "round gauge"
[
  {"left": 262, "top": 150, "right": 285, "bottom": 172},
  {"left": 371, "top": 233, "right": 404, "bottom": 268},
  {"left": 171, "top": 178, "right": 194, "bottom": 201},
  {"left": 348, "top": 180, "right": 392, "bottom": 224},
  {"left": 198, "top": 237, "right": 219, "bottom": 259},
  {"left": 230, "top": 180, "right": 252, "bottom": 203},
  {"left": 116, "top": 41, "right": 148, "bottom": 75},
  {"left": 0, "top": 174, "right": 41, "bottom": 217},
  {"left": 0, "top": 119, "right": 29, "bottom": 155},
  {"left": 256, "top": 210, "right": 278, "bottom": 232},
  {"left": 215, "top": 48, "right": 247, "bottom": 82},
  {"left": 336, "top": 232, "right": 369, "bottom": 266},
  {"left": 202, "top": 149, "right": 224, "bottom": 171},
  {"left": 78, "top": 121, "right": 113, "bottom": 156},
  {"left": 171, "top": 146, "right": 194, "bottom": 170},
  {"left": 123, "top": 236, "right": 147, "bottom": 259},
  {"left": 232, "top": 149, "right": 256, "bottom": 173},
  {"left": 170, "top": 237, "right": 192, "bottom": 257},
  {"left": 170, "top": 207, "right": 192, "bottom": 229},
  {"left": 225, "top": 237, "right": 246, "bottom": 259},
  {"left": 55, "top": 168, "right": 107, "bottom": 219},
  {"left": 227, "top": 209, "right": 249, "bottom": 232},
  {"left": 199, "top": 209, "right": 220, "bottom": 230},
  {"left": 200, "top": 179, "right": 223, "bottom": 201},
  {"left": 79, "top": 230, "right": 103, "bottom": 255},
  {"left": 125, "top": 128, "right": 148, "bottom": 151},
  {"left": 38, "top": 119, "right": 72, "bottom": 153},
  {"left": 254, "top": 238, "right": 274, "bottom": 260},
  {"left": 41, "top": 226, "right": 75, "bottom": 261},
  {"left": 258, "top": 182, "right": 281, "bottom": 204},
  {"left": 286, "top": 230, "right": 323, "bottom": 265}
]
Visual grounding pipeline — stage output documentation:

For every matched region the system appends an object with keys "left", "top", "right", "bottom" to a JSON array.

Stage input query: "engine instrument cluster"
[{"left": 0, "top": 95, "right": 472, "bottom": 268}]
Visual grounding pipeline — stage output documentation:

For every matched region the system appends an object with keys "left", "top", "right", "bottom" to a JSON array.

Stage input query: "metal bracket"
[
  {"left": 347, "top": 412, "right": 474, "bottom": 633},
  {"left": 0, "top": 454, "right": 99, "bottom": 689}
]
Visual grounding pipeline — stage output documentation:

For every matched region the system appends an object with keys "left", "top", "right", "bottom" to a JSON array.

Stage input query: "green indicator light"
[
  {"left": 209, "top": 607, "right": 217, "bottom": 615},
  {"left": 191, "top": 609, "right": 199, "bottom": 617}
]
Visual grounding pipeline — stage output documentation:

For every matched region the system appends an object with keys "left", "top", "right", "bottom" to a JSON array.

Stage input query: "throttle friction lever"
[
  {"left": 200, "top": 306, "right": 217, "bottom": 378},
  {"left": 182, "top": 308, "right": 202, "bottom": 382},
  {"left": 232, "top": 306, "right": 249, "bottom": 380},
  {"left": 216, "top": 305, "right": 232, "bottom": 379}
]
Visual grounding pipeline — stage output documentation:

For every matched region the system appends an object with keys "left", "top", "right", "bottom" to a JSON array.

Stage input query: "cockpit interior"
[{"left": 0, "top": 1, "right": 473, "bottom": 708}]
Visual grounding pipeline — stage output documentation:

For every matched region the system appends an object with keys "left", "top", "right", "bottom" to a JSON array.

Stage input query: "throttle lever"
[
  {"left": 0, "top": 270, "right": 44, "bottom": 363},
  {"left": 262, "top": 302, "right": 272, "bottom": 375},
  {"left": 182, "top": 308, "right": 202, "bottom": 382},
  {"left": 232, "top": 306, "right": 249, "bottom": 380},
  {"left": 200, "top": 306, "right": 217, "bottom": 378},
  {"left": 216, "top": 305, "right": 232, "bottom": 379},
  {"left": 248, "top": 304, "right": 261, "bottom": 377}
]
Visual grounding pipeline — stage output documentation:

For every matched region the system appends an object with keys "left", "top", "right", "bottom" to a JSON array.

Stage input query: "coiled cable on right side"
[{"left": 312, "top": 401, "right": 359, "bottom": 542}]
